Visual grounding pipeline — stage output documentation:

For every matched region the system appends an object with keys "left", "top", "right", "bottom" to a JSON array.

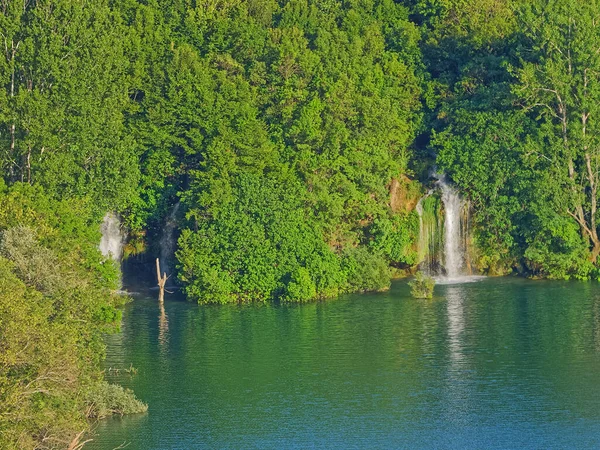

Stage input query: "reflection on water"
[
  {"left": 90, "top": 278, "right": 600, "bottom": 449},
  {"left": 594, "top": 298, "right": 600, "bottom": 353},
  {"left": 158, "top": 300, "right": 169, "bottom": 353},
  {"left": 443, "top": 285, "right": 472, "bottom": 428},
  {"left": 446, "top": 285, "right": 466, "bottom": 365}
]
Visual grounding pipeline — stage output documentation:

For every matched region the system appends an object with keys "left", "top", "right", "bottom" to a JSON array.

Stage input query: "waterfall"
[
  {"left": 416, "top": 175, "right": 475, "bottom": 282},
  {"left": 100, "top": 212, "right": 124, "bottom": 261},
  {"left": 159, "top": 201, "right": 181, "bottom": 279},
  {"left": 438, "top": 175, "right": 464, "bottom": 279}
]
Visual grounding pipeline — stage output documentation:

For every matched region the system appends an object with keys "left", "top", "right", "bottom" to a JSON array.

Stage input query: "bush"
[
  {"left": 342, "top": 247, "right": 392, "bottom": 293},
  {"left": 0, "top": 226, "right": 61, "bottom": 295},
  {"left": 177, "top": 173, "right": 346, "bottom": 303},
  {"left": 369, "top": 214, "right": 419, "bottom": 267},
  {"left": 409, "top": 272, "right": 435, "bottom": 299},
  {"left": 0, "top": 184, "right": 133, "bottom": 448},
  {"left": 86, "top": 381, "right": 148, "bottom": 419},
  {"left": 282, "top": 267, "right": 317, "bottom": 302}
]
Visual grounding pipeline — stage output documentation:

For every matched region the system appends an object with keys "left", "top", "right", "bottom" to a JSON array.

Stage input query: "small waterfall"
[
  {"left": 416, "top": 174, "right": 474, "bottom": 281},
  {"left": 438, "top": 175, "right": 464, "bottom": 278},
  {"left": 159, "top": 202, "right": 181, "bottom": 279},
  {"left": 100, "top": 212, "right": 124, "bottom": 261}
]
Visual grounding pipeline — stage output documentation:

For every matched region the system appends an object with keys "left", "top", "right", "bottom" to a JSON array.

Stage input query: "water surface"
[{"left": 89, "top": 278, "right": 600, "bottom": 449}]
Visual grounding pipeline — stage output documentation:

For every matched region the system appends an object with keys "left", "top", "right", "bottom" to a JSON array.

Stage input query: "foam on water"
[{"left": 434, "top": 275, "right": 486, "bottom": 285}]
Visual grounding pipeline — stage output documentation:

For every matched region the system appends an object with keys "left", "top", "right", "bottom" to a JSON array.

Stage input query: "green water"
[{"left": 89, "top": 278, "right": 600, "bottom": 449}]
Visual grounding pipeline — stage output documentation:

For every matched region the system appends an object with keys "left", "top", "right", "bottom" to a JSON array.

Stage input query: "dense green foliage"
[
  {"left": 0, "top": 0, "right": 139, "bottom": 211},
  {"left": 427, "top": 0, "right": 600, "bottom": 279},
  {"left": 408, "top": 271, "right": 435, "bottom": 298},
  {"left": 86, "top": 381, "right": 148, "bottom": 419},
  {"left": 5, "top": 0, "right": 600, "bottom": 445},
  {"left": 123, "top": 0, "right": 424, "bottom": 302},
  {"left": 0, "top": 181, "right": 145, "bottom": 449}
]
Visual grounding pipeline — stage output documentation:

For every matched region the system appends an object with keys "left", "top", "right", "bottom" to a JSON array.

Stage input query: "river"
[{"left": 88, "top": 278, "right": 600, "bottom": 449}]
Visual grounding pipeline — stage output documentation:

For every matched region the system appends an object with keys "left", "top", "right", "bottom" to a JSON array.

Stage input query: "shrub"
[
  {"left": 342, "top": 247, "right": 392, "bottom": 292},
  {"left": 282, "top": 267, "right": 317, "bottom": 302},
  {"left": 86, "top": 381, "right": 148, "bottom": 419},
  {"left": 409, "top": 272, "right": 435, "bottom": 299},
  {"left": 177, "top": 173, "right": 345, "bottom": 303},
  {"left": 369, "top": 213, "right": 419, "bottom": 267}
]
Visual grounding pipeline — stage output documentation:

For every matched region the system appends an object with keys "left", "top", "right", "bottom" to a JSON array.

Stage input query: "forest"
[{"left": 1, "top": 0, "right": 600, "bottom": 447}]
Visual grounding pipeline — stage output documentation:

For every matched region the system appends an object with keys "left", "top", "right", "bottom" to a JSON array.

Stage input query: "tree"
[
  {"left": 0, "top": 0, "right": 138, "bottom": 212},
  {"left": 513, "top": 0, "right": 600, "bottom": 264}
]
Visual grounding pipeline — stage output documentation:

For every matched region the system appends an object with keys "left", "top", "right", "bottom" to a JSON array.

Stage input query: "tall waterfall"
[
  {"left": 100, "top": 212, "right": 124, "bottom": 261},
  {"left": 438, "top": 175, "right": 465, "bottom": 278},
  {"left": 416, "top": 175, "right": 472, "bottom": 280},
  {"left": 159, "top": 201, "right": 181, "bottom": 279}
]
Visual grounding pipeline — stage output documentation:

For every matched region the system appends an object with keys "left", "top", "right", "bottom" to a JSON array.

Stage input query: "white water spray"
[
  {"left": 438, "top": 175, "right": 464, "bottom": 279},
  {"left": 415, "top": 175, "right": 479, "bottom": 283},
  {"left": 100, "top": 212, "right": 124, "bottom": 261}
]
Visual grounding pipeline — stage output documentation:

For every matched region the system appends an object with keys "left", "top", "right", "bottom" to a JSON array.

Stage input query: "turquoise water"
[{"left": 89, "top": 278, "right": 600, "bottom": 449}]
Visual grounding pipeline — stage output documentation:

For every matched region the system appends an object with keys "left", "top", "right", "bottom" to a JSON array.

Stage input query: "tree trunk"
[{"left": 156, "top": 258, "right": 167, "bottom": 303}]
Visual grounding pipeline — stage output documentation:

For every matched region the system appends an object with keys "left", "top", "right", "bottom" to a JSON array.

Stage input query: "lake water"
[{"left": 88, "top": 278, "right": 600, "bottom": 449}]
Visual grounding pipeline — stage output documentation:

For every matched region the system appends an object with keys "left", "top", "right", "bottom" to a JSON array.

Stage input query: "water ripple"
[{"left": 90, "top": 278, "right": 600, "bottom": 449}]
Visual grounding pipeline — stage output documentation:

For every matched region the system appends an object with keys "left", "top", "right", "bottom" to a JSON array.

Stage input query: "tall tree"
[
  {"left": 0, "top": 0, "right": 138, "bottom": 211},
  {"left": 514, "top": 0, "right": 600, "bottom": 263}
]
